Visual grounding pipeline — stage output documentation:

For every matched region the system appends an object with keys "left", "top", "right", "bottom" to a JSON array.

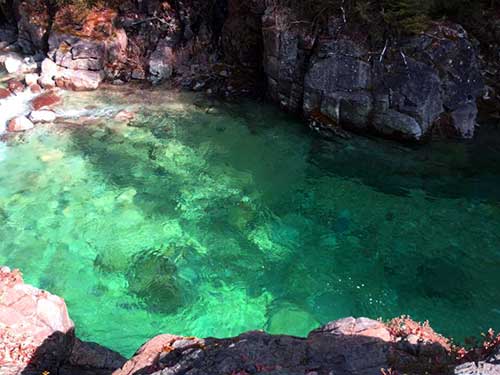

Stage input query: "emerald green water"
[{"left": 1, "top": 87, "right": 499, "bottom": 356}]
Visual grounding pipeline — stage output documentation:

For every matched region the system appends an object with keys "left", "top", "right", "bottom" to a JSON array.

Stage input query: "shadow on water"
[
  {"left": 306, "top": 120, "right": 500, "bottom": 203},
  {"left": 59, "top": 98, "right": 500, "bottom": 348}
]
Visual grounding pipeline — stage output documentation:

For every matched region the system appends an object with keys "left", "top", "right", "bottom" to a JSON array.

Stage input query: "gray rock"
[
  {"left": 262, "top": 8, "right": 484, "bottom": 141},
  {"left": 149, "top": 39, "right": 175, "bottom": 84},
  {"left": 450, "top": 103, "right": 478, "bottom": 138},
  {"left": 69, "top": 338, "right": 126, "bottom": 370},
  {"left": 373, "top": 110, "right": 423, "bottom": 140},
  {"left": 454, "top": 347, "right": 500, "bottom": 374},
  {"left": 14, "top": 0, "right": 50, "bottom": 54}
]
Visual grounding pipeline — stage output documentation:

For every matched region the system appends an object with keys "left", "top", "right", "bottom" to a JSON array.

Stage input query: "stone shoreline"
[
  {"left": 1, "top": 267, "right": 499, "bottom": 375},
  {"left": 1, "top": 0, "right": 499, "bottom": 142}
]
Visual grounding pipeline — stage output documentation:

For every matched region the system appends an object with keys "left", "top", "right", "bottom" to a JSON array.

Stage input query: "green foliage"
[
  {"left": 276, "top": 0, "right": 497, "bottom": 35},
  {"left": 382, "top": 0, "right": 432, "bottom": 34}
]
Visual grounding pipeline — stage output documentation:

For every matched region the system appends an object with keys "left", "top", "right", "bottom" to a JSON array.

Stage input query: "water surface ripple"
[{"left": 0, "top": 87, "right": 499, "bottom": 356}]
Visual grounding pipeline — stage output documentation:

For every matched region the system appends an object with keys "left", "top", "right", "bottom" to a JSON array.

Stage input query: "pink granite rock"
[
  {"left": 0, "top": 267, "right": 75, "bottom": 375},
  {"left": 7, "top": 116, "right": 34, "bottom": 132}
]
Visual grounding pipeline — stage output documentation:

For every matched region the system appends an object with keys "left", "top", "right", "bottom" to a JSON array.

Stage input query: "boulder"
[
  {"left": 1, "top": 53, "right": 38, "bottom": 74},
  {"left": 0, "top": 267, "right": 75, "bottom": 374},
  {"left": 41, "top": 57, "right": 59, "bottom": 78},
  {"left": 113, "top": 317, "right": 453, "bottom": 375},
  {"left": 7, "top": 80, "right": 25, "bottom": 94},
  {"left": 55, "top": 68, "right": 104, "bottom": 91},
  {"left": 3, "top": 55, "right": 22, "bottom": 74},
  {"left": 29, "top": 110, "right": 57, "bottom": 123},
  {"left": 0, "top": 88, "right": 11, "bottom": 99},
  {"left": 66, "top": 338, "right": 126, "bottom": 371},
  {"left": 148, "top": 39, "right": 175, "bottom": 84},
  {"left": 24, "top": 73, "right": 40, "bottom": 86},
  {"left": 29, "top": 83, "right": 43, "bottom": 93},
  {"left": 7, "top": 116, "right": 34, "bottom": 132},
  {"left": 40, "top": 75, "right": 56, "bottom": 89},
  {"left": 31, "top": 91, "right": 62, "bottom": 110}
]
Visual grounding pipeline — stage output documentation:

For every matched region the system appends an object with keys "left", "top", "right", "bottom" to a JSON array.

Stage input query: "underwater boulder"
[
  {"left": 126, "top": 247, "right": 185, "bottom": 314},
  {"left": 266, "top": 302, "right": 319, "bottom": 337}
]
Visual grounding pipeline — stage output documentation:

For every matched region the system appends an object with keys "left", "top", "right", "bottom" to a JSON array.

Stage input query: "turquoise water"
[{"left": 0, "top": 87, "right": 499, "bottom": 356}]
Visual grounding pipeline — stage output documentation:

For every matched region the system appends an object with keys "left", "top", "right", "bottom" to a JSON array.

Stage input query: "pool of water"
[{"left": 0, "top": 86, "right": 499, "bottom": 356}]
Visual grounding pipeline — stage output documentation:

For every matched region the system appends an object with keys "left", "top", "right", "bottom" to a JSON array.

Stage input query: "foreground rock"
[
  {"left": 455, "top": 348, "right": 500, "bottom": 375},
  {"left": 113, "top": 317, "right": 457, "bottom": 375},
  {"left": 1, "top": 266, "right": 499, "bottom": 375},
  {"left": 0, "top": 267, "right": 126, "bottom": 375},
  {"left": 0, "top": 266, "right": 74, "bottom": 374}
]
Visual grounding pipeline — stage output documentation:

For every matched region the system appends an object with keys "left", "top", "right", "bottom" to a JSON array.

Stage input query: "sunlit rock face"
[{"left": 0, "top": 267, "right": 74, "bottom": 375}]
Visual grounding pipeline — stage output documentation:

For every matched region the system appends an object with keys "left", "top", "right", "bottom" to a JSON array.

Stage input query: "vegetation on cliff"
[{"left": 275, "top": 0, "right": 497, "bottom": 34}]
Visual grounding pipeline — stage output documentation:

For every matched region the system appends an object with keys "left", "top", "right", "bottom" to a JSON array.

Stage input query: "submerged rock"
[{"left": 126, "top": 248, "right": 184, "bottom": 314}]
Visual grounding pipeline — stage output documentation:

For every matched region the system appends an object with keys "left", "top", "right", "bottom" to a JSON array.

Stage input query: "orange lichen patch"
[
  {"left": 161, "top": 345, "right": 175, "bottom": 353},
  {"left": 19, "top": 0, "right": 50, "bottom": 27},
  {"left": 309, "top": 108, "right": 338, "bottom": 127},
  {"left": 53, "top": 6, "right": 118, "bottom": 40},
  {"left": 387, "top": 316, "right": 451, "bottom": 351}
]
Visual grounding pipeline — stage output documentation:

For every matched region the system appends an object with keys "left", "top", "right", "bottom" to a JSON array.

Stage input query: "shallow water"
[{"left": 0, "top": 86, "right": 499, "bottom": 356}]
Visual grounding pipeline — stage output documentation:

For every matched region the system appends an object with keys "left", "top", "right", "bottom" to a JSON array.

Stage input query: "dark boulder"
[{"left": 262, "top": 9, "right": 485, "bottom": 141}]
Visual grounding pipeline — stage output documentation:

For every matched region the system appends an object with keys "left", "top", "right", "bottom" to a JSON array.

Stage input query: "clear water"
[{"left": 0, "top": 86, "right": 499, "bottom": 356}]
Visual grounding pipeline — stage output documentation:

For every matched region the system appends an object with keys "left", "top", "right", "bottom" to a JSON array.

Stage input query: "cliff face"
[
  {"left": 0, "top": 0, "right": 497, "bottom": 142},
  {"left": 262, "top": 9, "right": 484, "bottom": 141},
  {"left": 2, "top": 266, "right": 499, "bottom": 375}
]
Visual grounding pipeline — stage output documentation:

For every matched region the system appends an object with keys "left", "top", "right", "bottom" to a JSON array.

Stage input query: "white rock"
[
  {"left": 8, "top": 116, "right": 35, "bottom": 132},
  {"left": 4, "top": 55, "right": 22, "bottom": 74},
  {"left": 39, "top": 74, "right": 56, "bottom": 89},
  {"left": 29, "top": 110, "right": 56, "bottom": 123},
  {"left": 25, "top": 73, "right": 40, "bottom": 86},
  {"left": 41, "top": 58, "right": 59, "bottom": 78}
]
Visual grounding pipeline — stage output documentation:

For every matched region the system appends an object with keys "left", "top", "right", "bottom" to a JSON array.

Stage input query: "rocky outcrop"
[
  {"left": 262, "top": 8, "right": 485, "bottom": 141},
  {"left": 0, "top": 267, "right": 126, "bottom": 375},
  {"left": 455, "top": 347, "right": 500, "bottom": 375},
  {"left": 0, "top": 266, "right": 74, "bottom": 374},
  {"left": 0, "top": 0, "right": 491, "bottom": 142},
  {"left": 1, "top": 266, "right": 499, "bottom": 375},
  {"left": 111, "top": 317, "right": 456, "bottom": 375},
  {"left": 38, "top": 7, "right": 128, "bottom": 91},
  {"left": 13, "top": 0, "right": 50, "bottom": 55}
]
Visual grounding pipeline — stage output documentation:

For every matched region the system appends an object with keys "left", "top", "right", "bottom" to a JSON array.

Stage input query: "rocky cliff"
[
  {"left": 2, "top": 266, "right": 500, "bottom": 375},
  {"left": 1, "top": 0, "right": 497, "bottom": 142}
]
